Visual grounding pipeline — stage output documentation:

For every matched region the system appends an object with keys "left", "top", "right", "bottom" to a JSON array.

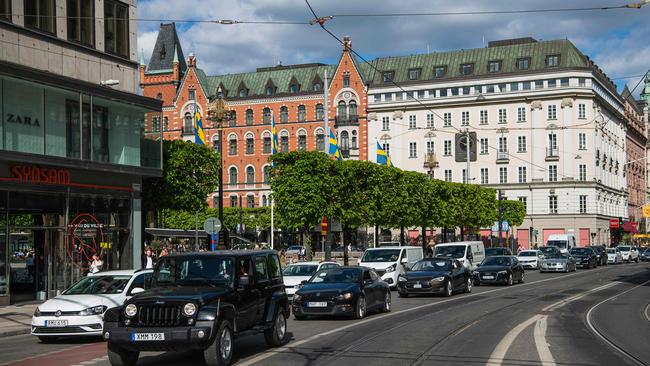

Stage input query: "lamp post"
[{"left": 207, "top": 87, "right": 232, "bottom": 248}]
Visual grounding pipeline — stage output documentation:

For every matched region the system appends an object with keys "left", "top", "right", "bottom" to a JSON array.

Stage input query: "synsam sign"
[{"left": 11, "top": 165, "right": 71, "bottom": 185}]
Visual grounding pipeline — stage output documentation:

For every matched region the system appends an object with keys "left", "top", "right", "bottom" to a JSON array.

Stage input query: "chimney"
[
  {"left": 343, "top": 36, "right": 352, "bottom": 52},
  {"left": 188, "top": 52, "right": 196, "bottom": 67}
]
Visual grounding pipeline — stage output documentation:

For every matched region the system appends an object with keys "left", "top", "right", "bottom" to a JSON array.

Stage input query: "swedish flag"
[
  {"left": 271, "top": 112, "right": 279, "bottom": 155},
  {"left": 329, "top": 129, "right": 343, "bottom": 161},
  {"left": 194, "top": 111, "right": 206, "bottom": 145},
  {"left": 376, "top": 141, "right": 392, "bottom": 167}
]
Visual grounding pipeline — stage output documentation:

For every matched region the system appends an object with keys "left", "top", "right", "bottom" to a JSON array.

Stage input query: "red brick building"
[{"left": 140, "top": 24, "right": 368, "bottom": 208}]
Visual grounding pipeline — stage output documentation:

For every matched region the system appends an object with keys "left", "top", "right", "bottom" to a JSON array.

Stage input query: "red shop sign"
[
  {"left": 609, "top": 219, "right": 619, "bottom": 229},
  {"left": 11, "top": 165, "right": 71, "bottom": 185}
]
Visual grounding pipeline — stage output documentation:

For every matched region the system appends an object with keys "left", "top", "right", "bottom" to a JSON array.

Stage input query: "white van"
[
  {"left": 359, "top": 246, "right": 423, "bottom": 288},
  {"left": 433, "top": 241, "right": 485, "bottom": 271},
  {"left": 546, "top": 234, "right": 576, "bottom": 254}
]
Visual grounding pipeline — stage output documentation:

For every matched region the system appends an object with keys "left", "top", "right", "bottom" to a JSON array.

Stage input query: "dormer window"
[
  {"left": 189, "top": 89, "right": 196, "bottom": 101},
  {"left": 488, "top": 60, "right": 502, "bottom": 73},
  {"left": 239, "top": 89, "right": 248, "bottom": 98},
  {"left": 290, "top": 84, "right": 299, "bottom": 93},
  {"left": 517, "top": 58, "right": 530, "bottom": 70},
  {"left": 313, "top": 83, "right": 322, "bottom": 92},
  {"left": 343, "top": 75, "right": 350, "bottom": 87},
  {"left": 266, "top": 86, "right": 275, "bottom": 96},
  {"left": 434, "top": 66, "right": 447, "bottom": 78},
  {"left": 460, "top": 63, "right": 474, "bottom": 76},
  {"left": 408, "top": 68, "right": 421, "bottom": 80},
  {"left": 382, "top": 71, "right": 394, "bottom": 83},
  {"left": 546, "top": 54, "right": 560, "bottom": 67}
]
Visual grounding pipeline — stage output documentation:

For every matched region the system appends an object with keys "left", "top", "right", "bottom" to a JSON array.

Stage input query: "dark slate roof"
[{"left": 147, "top": 23, "right": 187, "bottom": 73}]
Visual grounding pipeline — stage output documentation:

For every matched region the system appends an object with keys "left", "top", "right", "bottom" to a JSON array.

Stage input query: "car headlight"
[
  {"left": 398, "top": 275, "right": 408, "bottom": 283},
  {"left": 336, "top": 292, "right": 354, "bottom": 301},
  {"left": 292, "top": 294, "right": 302, "bottom": 302},
  {"left": 124, "top": 304, "right": 138, "bottom": 318},
  {"left": 78, "top": 305, "right": 107, "bottom": 316},
  {"left": 430, "top": 277, "right": 445, "bottom": 282},
  {"left": 497, "top": 270, "right": 508, "bottom": 275},
  {"left": 183, "top": 303, "right": 197, "bottom": 317},
  {"left": 33, "top": 308, "right": 42, "bottom": 317},
  {"left": 385, "top": 264, "right": 397, "bottom": 273}
]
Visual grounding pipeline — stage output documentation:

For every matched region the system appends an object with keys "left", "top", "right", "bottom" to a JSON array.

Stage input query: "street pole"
[
  {"left": 217, "top": 123, "right": 224, "bottom": 248},
  {"left": 270, "top": 196, "right": 274, "bottom": 250},
  {"left": 323, "top": 69, "right": 332, "bottom": 262},
  {"left": 194, "top": 210, "right": 199, "bottom": 251},
  {"left": 465, "top": 129, "right": 471, "bottom": 184},
  {"left": 498, "top": 190, "right": 503, "bottom": 247}
]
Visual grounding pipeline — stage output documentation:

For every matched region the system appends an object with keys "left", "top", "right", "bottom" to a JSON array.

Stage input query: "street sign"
[
  {"left": 609, "top": 218, "right": 619, "bottom": 229},
  {"left": 491, "top": 221, "right": 509, "bottom": 232},
  {"left": 321, "top": 217, "right": 328, "bottom": 235},
  {"left": 203, "top": 217, "right": 222, "bottom": 235}
]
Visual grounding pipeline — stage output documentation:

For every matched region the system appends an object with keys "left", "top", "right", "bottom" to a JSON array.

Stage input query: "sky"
[{"left": 136, "top": 0, "right": 650, "bottom": 95}]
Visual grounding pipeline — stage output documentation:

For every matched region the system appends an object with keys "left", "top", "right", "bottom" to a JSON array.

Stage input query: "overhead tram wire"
[{"left": 0, "top": 13, "right": 309, "bottom": 25}]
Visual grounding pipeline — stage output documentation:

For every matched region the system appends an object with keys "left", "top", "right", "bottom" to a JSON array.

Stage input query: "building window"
[
  {"left": 382, "top": 116, "right": 390, "bottom": 131},
  {"left": 434, "top": 66, "right": 447, "bottom": 78},
  {"left": 460, "top": 63, "right": 474, "bottom": 75},
  {"left": 547, "top": 79, "right": 557, "bottom": 88},
  {"left": 351, "top": 130, "right": 357, "bottom": 149},
  {"left": 488, "top": 60, "right": 502, "bottom": 73},
  {"left": 262, "top": 108, "right": 271, "bottom": 124},
  {"left": 517, "top": 58, "right": 530, "bottom": 70},
  {"left": 24, "top": 0, "right": 56, "bottom": 34},
  {"left": 263, "top": 133, "right": 271, "bottom": 154},
  {"left": 519, "top": 197, "right": 527, "bottom": 211},
  {"left": 579, "top": 195, "right": 587, "bottom": 213},
  {"left": 409, "top": 115, "right": 417, "bottom": 129},
  {"left": 426, "top": 114, "right": 434, "bottom": 128},
  {"left": 409, "top": 142, "right": 417, "bottom": 158},
  {"left": 183, "top": 112, "right": 193, "bottom": 134},
  {"left": 444, "top": 140, "right": 452, "bottom": 156},
  {"left": 245, "top": 133, "right": 254, "bottom": 154},
  {"left": 480, "top": 168, "right": 489, "bottom": 184},
  {"left": 518, "top": 166, "right": 527, "bottom": 183},
  {"left": 245, "top": 109, "right": 254, "bottom": 125},
  {"left": 337, "top": 101, "right": 347, "bottom": 120},
  {"left": 152, "top": 117, "right": 161, "bottom": 132},
  {"left": 578, "top": 103, "right": 586, "bottom": 119},
  {"left": 549, "top": 195, "right": 558, "bottom": 214},
  {"left": 426, "top": 140, "right": 434, "bottom": 154},
  {"left": 316, "top": 130, "right": 324, "bottom": 151},
  {"left": 461, "top": 111, "right": 470, "bottom": 126},
  {"left": 313, "top": 82, "right": 322, "bottom": 92},
  {"left": 298, "top": 132, "right": 307, "bottom": 150},
  {"left": 548, "top": 133, "right": 557, "bottom": 151},
  {"left": 517, "top": 136, "right": 527, "bottom": 152},
  {"left": 245, "top": 166, "right": 255, "bottom": 185},
  {"left": 290, "top": 84, "right": 299, "bottom": 93},
  {"left": 278, "top": 106, "right": 288, "bottom": 123},
  {"left": 230, "top": 196, "right": 238, "bottom": 208},
  {"left": 382, "top": 71, "right": 394, "bottom": 83},
  {"left": 579, "top": 78, "right": 586, "bottom": 87},
  {"left": 229, "top": 111, "right": 237, "bottom": 127},
  {"left": 1, "top": 0, "right": 11, "bottom": 21},
  {"left": 229, "top": 136, "right": 238, "bottom": 155},
  {"left": 579, "top": 164, "right": 587, "bottom": 181},
  {"left": 67, "top": 0, "right": 94, "bottom": 46},
  {"left": 229, "top": 167, "right": 238, "bottom": 185},
  {"left": 297, "top": 105, "right": 306, "bottom": 122},
  {"left": 315, "top": 104, "right": 324, "bottom": 120},
  {"left": 498, "top": 108, "right": 507, "bottom": 124},
  {"left": 104, "top": 0, "right": 129, "bottom": 57},
  {"left": 163, "top": 116, "right": 169, "bottom": 131},
  {"left": 266, "top": 86, "right": 275, "bottom": 96},
  {"left": 578, "top": 133, "right": 587, "bottom": 150},
  {"left": 443, "top": 112, "right": 452, "bottom": 127},
  {"left": 280, "top": 132, "right": 289, "bottom": 152},
  {"left": 261, "top": 196, "right": 267, "bottom": 207},
  {"left": 408, "top": 68, "right": 421, "bottom": 80},
  {"left": 247, "top": 195, "right": 255, "bottom": 208},
  {"left": 239, "top": 88, "right": 248, "bottom": 97},
  {"left": 480, "top": 138, "right": 488, "bottom": 155},
  {"left": 444, "top": 170, "right": 452, "bottom": 182},
  {"left": 517, "top": 107, "right": 526, "bottom": 122},
  {"left": 547, "top": 105, "right": 557, "bottom": 120},
  {"left": 548, "top": 165, "right": 557, "bottom": 182},
  {"left": 263, "top": 166, "right": 270, "bottom": 183},
  {"left": 479, "top": 110, "right": 488, "bottom": 125},
  {"left": 382, "top": 143, "right": 390, "bottom": 156},
  {"left": 499, "top": 167, "right": 508, "bottom": 184},
  {"left": 343, "top": 75, "right": 350, "bottom": 87},
  {"left": 498, "top": 136, "right": 508, "bottom": 153},
  {"left": 546, "top": 54, "right": 560, "bottom": 67},
  {"left": 349, "top": 100, "right": 358, "bottom": 118}
]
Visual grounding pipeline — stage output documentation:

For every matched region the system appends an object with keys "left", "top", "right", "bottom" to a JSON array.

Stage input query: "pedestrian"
[
  {"left": 347, "top": 243, "right": 352, "bottom": 253},
  {"left": 25, "top": 252, "right": 35, "bottom": 279},
  {"left": 144, "top": 246, "right": 155, "bottom": 269},
  {"left": 89, "top": 254, "right": 103, "bottom": 274},
  {"left": 279, "top": 249, "right": 287, "bottom": 267},
  {"left": 517, "top": 244, "right": 524, "bottom": 254},
  {"left": 299, "top": 246, "right": 306, "bottom": 260},
  {"left": 160, "top": 248, "right": 169, "bottom": 257}
]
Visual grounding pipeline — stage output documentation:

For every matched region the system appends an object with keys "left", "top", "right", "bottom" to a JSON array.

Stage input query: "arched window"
[
  {"left": 183, "top": 112, "right": 193, "bottom": 134},
  {"left": 280, "top": 131, "right": 289, "bottom": 152},
  {"left": 297, "top": 105, "right": 306, "bottom": 122},
  {"left": 246, "top": 166, "right": 255, "bottom": 184},
  {"left": 315, "top": 104, "right": 324, "bottom": 120},
  {"left": 229, "top": 110, "right": 237, "bottom": 127},
  {"left": 245, "top": 109, "right": 253, "bottom": 126},
  {"left": 315, "top": 128, "right": 325, "bottom": 151},
  {"left": 262, "top": 131, "right": 272, "bottom": 154},
  {"left": 263, "top": 165, "right": 271, "bottom": 183},
  {"left": 297, "top": 130, "right": 307, "bottom": 150},
  {"left": 230, "top": 195, "right": 238, "bottom": 208},
  {"left": 245, "top": 133, "right": 254, "bottom": 154},
  {"left": 280, "top": 106, "right": 289, "bottom": 123},
  {"left": 229, "top": 134, "right": 237, "bottom": 155},
  {"left": 247, "top": 195, "right": 255, "bottom": 208},
  {"left": 337, "top": 101, "right": 347, "bottom": 120},
  {"left": 313, "top": 83, "right": 322, "bottom": 92},
  {"left": 163, "top": 116, "right": 169, "bottom": 131},
  {"left": 263, "top": 108, "right": 271, "bottom": 124},
  {"left": 290, "top": 84, "right": 298, "bottom": 93},
  {"left": 340, "top": 131, "right": 350, "bottom": 151},
  {"left": 212, "top": 135, "right": 220, "bottom": 152},
  {"left": 351, "top": 130, "right": 357, "bottom": 149},
  {"left": 349, "top": 100, "right": 358, "bottom": 119},
  {"left": 229, "top": 167, "right": 238, "bottom": 185}
]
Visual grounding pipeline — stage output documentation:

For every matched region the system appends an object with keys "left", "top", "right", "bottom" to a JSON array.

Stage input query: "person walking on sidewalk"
[
  {"left": 144, "top": 246, "right": 155, "bottom": 269},
  {"left": 89, "top": 254, "right": 103, "bottom": 274}
]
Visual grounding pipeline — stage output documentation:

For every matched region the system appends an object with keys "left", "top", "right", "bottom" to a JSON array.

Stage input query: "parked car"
[
  {"left": 588, "top": 245, "right": 608, "bottom": 266},
  {"left": 285, "top": 245, "right": 305, "bottom": 256},
  {"left": 516, "top": 250, "right": 544, "bottom": 269},
  {"left": 104, "top": 250, "right": 290, "bottom": 366},
  {"left": 292, "top": 266, "right": 391, "bottom": 320},
  {"left": 433, "top": 241, "right": 486, "bottom": 271},
  {"left": 472, "top": 256, "right": 525, "bottom": 286},
  {"left": 359, "top": 246, "right": 423, "bottom": 288},
  {"left": 640, "top": 247, "right": 650, "bottom": 262},
  {"left": 569, "top": 247, "right": 598, "bottom": 269},
  {"left": 617, "top": 245, "right": 639, "bottom": 263},
  {"left": 606, "top": 247, "right": 623, "bottom": 264},
  {"left": 397, "top": 258, "right": 471, "bottom": 297},
  {"left": 485, "top": 247, "right": 513, "bottom": 257},
  {"left": 538, "top": 246, "right": 561, "bottom": 258},
  {"left": 31, "top": 269, "right": 153, "bottom": 342},
  {"left": 539, "top": 253, "right": 576, "bottom": 273},
  {"left": 546, "top": 234, "right": 577, "bottom": 254},
  {"left": 282, "top": 261, "right": 339, "bottom": 299}
]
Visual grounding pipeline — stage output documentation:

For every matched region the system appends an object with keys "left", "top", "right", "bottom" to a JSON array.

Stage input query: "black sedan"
[
  {"left": 640, "top": 247, "right": 650, "bottom": 262},
  {"left": 292, "top": 266, "right": 390, "bottom": 320},
  {"left": 472, "top": 256, "right": 525, "bottom": 286},
  {"left": 396, "top": 258, "right": 471, "bottom": 297},
  {"left": 570, "top": 247, "right": 598, "bottom": 269},
  {"left": 588, "top": 245, "right": 608, "bottom": 266}
]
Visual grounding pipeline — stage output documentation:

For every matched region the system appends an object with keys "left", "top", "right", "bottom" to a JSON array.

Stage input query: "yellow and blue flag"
[
  {"left": 271, "top": 112, "right": 279, "bottom": 155},
  {"left": 194, "top": 111, "right": 206, "bottom": 145},
  {"left": 376, "top": 141, "right": 392, "bottom": 167},
  {"left": 329, "top": 129, "right": 343, "bottom": 161}
]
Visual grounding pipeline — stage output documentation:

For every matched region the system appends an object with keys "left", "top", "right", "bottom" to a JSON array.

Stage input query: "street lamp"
[{"left": 207, "top": 87, "right": 234, "bottom": 248}]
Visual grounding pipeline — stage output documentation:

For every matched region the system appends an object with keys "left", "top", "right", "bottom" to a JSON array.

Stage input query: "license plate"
[
  {"left": 45, "top": 320, "right": 68, "bottom": 327},
  {"left": 131, "top": 333, "right": 165, "bottom": 341},
  {"left": 482, "top": 275, "right": 494, "bottom": 280},
  {"left": 413, "top": 283, "right": 422, "bottom": 288},
  {"left": 307, "top": 302, "right": 327, "bottom": 308}
]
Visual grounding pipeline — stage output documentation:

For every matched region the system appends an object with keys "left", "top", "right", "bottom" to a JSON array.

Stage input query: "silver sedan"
[{"left": 539, "top": 254, "right": 576, "bottom": 273}]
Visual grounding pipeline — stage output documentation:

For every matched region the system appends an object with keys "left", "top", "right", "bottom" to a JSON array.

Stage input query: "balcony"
[
  {"left": 496, "top": 151, "right": 509, "bottom": 163},
  {"left": 546, "top": 147, "right": 559, "bottom": 161},
  {"left": 423, "top": 153, "right": 439, "bottom": 169},
  {"left": 335, "top": 115, "right": 359, "bottom": 127}
]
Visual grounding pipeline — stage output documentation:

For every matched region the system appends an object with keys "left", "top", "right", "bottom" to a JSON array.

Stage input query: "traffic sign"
[
  {"left": 203, "top": 217, "right": 222, "bottom": 235},
  {"left": 491, "top": 221, "right": 509, "bottom": 232}
]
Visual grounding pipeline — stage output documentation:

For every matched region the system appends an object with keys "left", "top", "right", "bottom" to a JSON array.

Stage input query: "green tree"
[{"left": 500, "top": 200, "right": 526, "bottom": 227}]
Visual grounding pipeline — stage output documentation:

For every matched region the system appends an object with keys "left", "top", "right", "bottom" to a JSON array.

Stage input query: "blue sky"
[{"left": 136, "top": 0, "right": 650, "bottom": 95}]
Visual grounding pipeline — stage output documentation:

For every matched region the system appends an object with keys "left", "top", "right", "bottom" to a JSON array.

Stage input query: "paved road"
[{"left": 0, "top": 262, "right": 647, "bottom": 366}]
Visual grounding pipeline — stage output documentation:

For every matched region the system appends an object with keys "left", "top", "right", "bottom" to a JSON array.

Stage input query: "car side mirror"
[
  {"left": 364, "top": 279, "right": 373, "bottom": 286},
  {"left": 401, "top": 257, "right": 408, "bottom": 264},
  {"left": 300, "top": 280, "right": 308, "bottom": 287},
  {"left": 129, "top": 287, "right": 145, "bottom": 296},
  {"left": 476, "top": 263, "right": 481, "bottom": 267},
  {"left": 240, "top": 276, "right": 250, "bottom": 287}
]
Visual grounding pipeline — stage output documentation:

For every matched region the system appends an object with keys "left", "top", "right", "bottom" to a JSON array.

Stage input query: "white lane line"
[
  {"left": 586, "top": 279, "right": 650, "bottom": 366},
  {"left": 533, "top": 316, "right": 556, "bottom": 366},
  {"left": 485, "top": 315, "right": 542, "bottom": 366},
  {"left": 644, "top": 303, "right": 650, "bottom": 323},
  {"left": 542, "top": 282, "right": 618, "bottom": 312}
]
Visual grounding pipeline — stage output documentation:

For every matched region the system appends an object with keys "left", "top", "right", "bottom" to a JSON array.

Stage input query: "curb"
[{"left": 0, "top": 328, "right": 31, "bottom": 337}]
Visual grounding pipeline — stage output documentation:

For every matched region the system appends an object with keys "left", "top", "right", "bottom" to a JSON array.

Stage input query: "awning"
[
  {"left": 622, "top": 222, "right": 638, "bottom": 234},
  {"left": 145, "top": 228, "right": 206, "bottom": 238}
]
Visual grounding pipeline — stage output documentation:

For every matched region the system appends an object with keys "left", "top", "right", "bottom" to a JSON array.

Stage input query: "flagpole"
[
  {"left": 324, "top": 69, "right": 329, "bottom": 154},
  {"left": 270, "top": 195, "right": 274, "bottom": 250},
  {"left": 270, "top": 111, "right": 275, "bottom": 250}
]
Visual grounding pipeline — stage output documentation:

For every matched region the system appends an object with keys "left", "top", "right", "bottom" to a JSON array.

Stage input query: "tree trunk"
[
  {"left": 343, "top": 225, "right": 349, "bottom": 266},
  {"left": 421, "top": 226, "right": 427, "bottom": 254},
  {"left": 374, "top": 225, "right": 379, "bottom": 248},
  {"left": 400, "top": 226, "right": 405, "bottom": 246}
]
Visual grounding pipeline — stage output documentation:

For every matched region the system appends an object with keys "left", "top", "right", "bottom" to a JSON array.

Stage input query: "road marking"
[
  {"left": 586, "top": 279, "right": 650, "bottom": 366},
  {"left": 644, "top": 303, "right": 650, "bottom": 323},
  {"left": 485, "top": 315, "right": 542, "bottom": 366},
  {"left": 533, "top": 316, "right": 556, "bottom": 366},
  {"left": 542, "top": 282, "right": 618, "bottom": 311}
]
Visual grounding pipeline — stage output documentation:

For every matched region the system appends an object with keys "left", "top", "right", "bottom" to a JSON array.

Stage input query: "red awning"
[{"left": 622, "top": 222, "right": 638, "bottom": 234}]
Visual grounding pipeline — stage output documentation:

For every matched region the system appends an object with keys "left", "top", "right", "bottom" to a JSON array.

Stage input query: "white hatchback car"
[
  {"left": 617, "top": 245, "right": 639, "bottom": 263},
  {"left": 606, "top": 248, "right": 623, "bottom": 264},
  {"left": 516, "top": 250, "right": 544, "bottom": 269},
  {"left": 282, "top": 261, "right": 339, "bottom": 299},
  {"left": 31, "top": 269, "right": 152, "bottom": 342}
]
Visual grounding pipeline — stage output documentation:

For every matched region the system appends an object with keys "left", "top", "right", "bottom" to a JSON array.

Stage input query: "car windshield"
[
  {"left": 63, "top": 275, "right": 132, "bottom": 295},
  {"left": 547, "top": 240, "right": 568, "bottom": 249},
  {"left": 283, "top": 264, "right": 318, "bottom": 277},
  {"left": 618, "top": 246, "right": 630, "bottom": 252},
  {"left": 153, "top": 256, "right": 235, "bottom": 287},
  {"left": 546, "top": 254, "right": 567, "bottom": 260},
  {"left": 570, "top": 248, "right": 590, "bottom": 255},
  {"left": 540, "top": 247, "right": 558, "bottom": 255},
  {"left": 644, "top": 248, "right": 650, "bottom": 253},
  {"left": 481, "top": 257, "right": 511, "bottom": 266},
  {"left": 411, "top": 259, "right": 451, "bottom": 271},
  {"left": 606, "top": 249, "right": 616, "bottom": 254},
  {"left": 518, "top": 251, "right": 537, "bottom": 257},
  {"left": 361, "top": 249, "right": 400, "bottom": 262},
  {"left": 434, "top": 245, "right": 466, "bottom": 259},
  {"left": 310, "top": 268, "right": 360, "bottom": 284}
]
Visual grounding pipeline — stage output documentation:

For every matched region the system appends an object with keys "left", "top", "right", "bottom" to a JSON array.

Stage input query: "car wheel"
[
  {"left": 203, "top": 320, "right": 234, "bottom": 366},
  {"left": 464, "top": 276, "right": 472, "bottom": 293},
  {"left": 519, "top": 271, "right": 525, "bottom": 284},
  {"left": 506, "top": 274, "right": 513, "bottom": 286},
  {"left": 444, "top": 280, "right": 453, "bottom": 296},
  {"left": 37, "top": 336, "right": 58, "bottom": 343},
  {"left": 264, "top": 309, "right": 288, "bottom": 347},
  {"left": 107, "top": 342, "right": 139, "bottom": 366},
  {"left": 383, "top": 292, "right": 392, "bottom": 312},
  {"left": 354, "top": 296, "right": 366, "bottom": 319}
]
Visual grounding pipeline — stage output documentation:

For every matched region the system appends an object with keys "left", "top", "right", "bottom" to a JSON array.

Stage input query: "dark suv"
[{"left": 103, "top": 251, "right": 289, "bottom": 366}]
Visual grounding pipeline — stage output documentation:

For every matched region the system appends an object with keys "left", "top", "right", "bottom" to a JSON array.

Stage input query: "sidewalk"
[{"left": 0, "top": 303, "right": 39, "bottom": 337}]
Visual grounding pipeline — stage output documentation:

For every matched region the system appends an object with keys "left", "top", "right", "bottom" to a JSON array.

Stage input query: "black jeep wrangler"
[{"left": 103, "top": 250, "right": 290, "bottom": 366}]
